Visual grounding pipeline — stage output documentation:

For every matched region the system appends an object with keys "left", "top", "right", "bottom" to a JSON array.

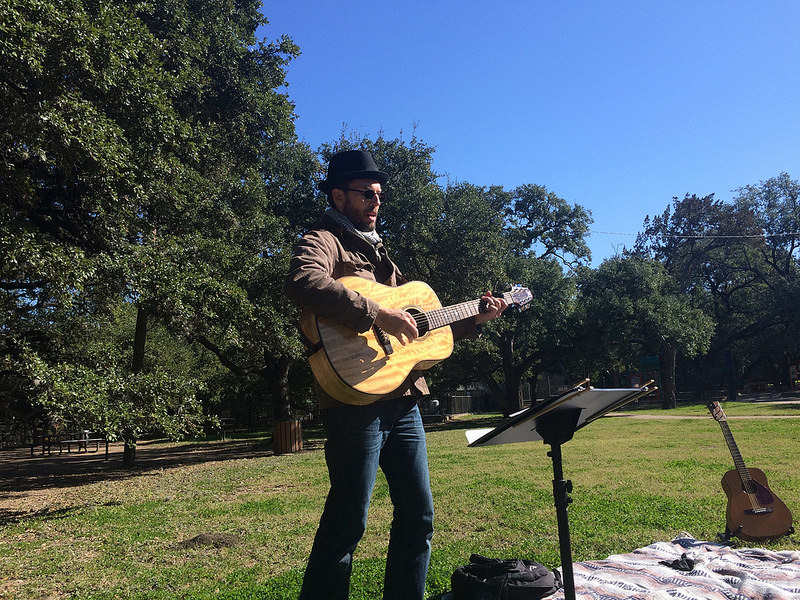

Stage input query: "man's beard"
[{"left": 342, "top": 201, "right": 375, "bottom": 232}]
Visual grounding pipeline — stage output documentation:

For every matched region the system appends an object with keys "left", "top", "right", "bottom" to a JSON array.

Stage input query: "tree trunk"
[
  {"left": 724, "top": 349, "right": 737, "bottom": 402},
  {"left": 131, "top": 307, "right": 147, "bottom": 372},
  {"left": 483, "top": 376, "right": 504, "bottom": 412},
  {"left": 502, "top": 374, "right": 524, "bottom": 417},
  {"left": 498, "top": 331, "right": 524, "bottom": 417},
  {"left": 122, "top": 430, "right": 137, "bottom": 468},
  {"left": 123, "top": 306, "right": 147, "bottom": 468},
  {"left": 264, "top": 355, "right": 292, "bottom": 421},
  {"left": 265, "top": 356, "right": 301, "bottom": 454},
  {"left": 779, "top": 353, "right": 792, "bottom": 392},
  {"left": 660, "top": 342, "right": 677, "bottom": 409}
]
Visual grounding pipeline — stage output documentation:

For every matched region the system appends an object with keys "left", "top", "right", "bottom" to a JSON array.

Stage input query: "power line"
[{"left": 590, "top": 230, "right": 800, "bottom": 240}]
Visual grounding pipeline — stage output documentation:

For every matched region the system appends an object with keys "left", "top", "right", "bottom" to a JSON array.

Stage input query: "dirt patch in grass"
[{"left": 176, "top": 532, "right": 242, "bottom": 549}]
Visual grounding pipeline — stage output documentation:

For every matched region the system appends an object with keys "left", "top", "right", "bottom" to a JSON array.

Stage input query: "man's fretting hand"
[
  {"left": 375, "top": 307, "right": 419, "bottom": 346},
  {"left": 475, "top": 292, "right": 508, "bottom": 324}
]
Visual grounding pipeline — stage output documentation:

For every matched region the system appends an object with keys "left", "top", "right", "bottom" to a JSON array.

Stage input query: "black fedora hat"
[{"left": 318, "top": 150, "right": 389, "bottom": 194}]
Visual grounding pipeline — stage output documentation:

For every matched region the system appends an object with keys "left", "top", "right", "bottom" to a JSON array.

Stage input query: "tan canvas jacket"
[{"left": 284, "top": 213, "right": 479, "bottom": 409}]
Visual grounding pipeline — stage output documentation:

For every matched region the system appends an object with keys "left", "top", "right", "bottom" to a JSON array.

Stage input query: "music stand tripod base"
[{"left": 466, "top": 381, "right": 656, "bottom": 600}]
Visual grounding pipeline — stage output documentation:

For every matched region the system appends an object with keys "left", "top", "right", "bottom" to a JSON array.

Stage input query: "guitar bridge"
[
  {"left": 746, "top": 507, "right": 774, "bottom": 515},
  {"left": 373, "top": 325, "right": 394, "bottom": 356}
]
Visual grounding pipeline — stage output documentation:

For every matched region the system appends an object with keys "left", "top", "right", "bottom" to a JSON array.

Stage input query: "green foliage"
[
  {"left": 1, "top": 0, "right": 300, "bottom": 440},
  {"left": 443, "top": 256, "right": 574, "bottom": 391},
  {"left": 635, "top": 176, "right": 800, "bottom": 393},
  {"left": 17, "top": 301, "right": 216, "bottom": 439},
  {"left": 5, "top": 0, "right": 799, "bottom": 448},
  {"left": 572, "top": 256, "right": 714, "bottom": 373},
  {"left": 731, "top": 174, "right": 800, "bottom": 371},
  {"left": 509, "top": 183, "right": 593, "bottom": 266}
]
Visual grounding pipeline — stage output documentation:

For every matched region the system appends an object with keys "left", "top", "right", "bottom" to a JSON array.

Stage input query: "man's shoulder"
[
  {"left": 302, "top": 214, "right": 344, "bottom": 239},
  {"left": 298, "top": 215, "right": 338, "bottom": 240},
  {"left": 302, "top": 215, "right": 372, "bottom": 253}
]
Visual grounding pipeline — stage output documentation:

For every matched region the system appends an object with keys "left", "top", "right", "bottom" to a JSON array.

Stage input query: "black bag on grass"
[{"left": 451, "top": 554, "right": 562, "bottom": 600}]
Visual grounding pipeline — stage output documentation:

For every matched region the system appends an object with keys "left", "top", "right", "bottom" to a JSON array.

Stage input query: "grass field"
[{"left": 2, "top": 401, "right": 799, "bottom": 599}]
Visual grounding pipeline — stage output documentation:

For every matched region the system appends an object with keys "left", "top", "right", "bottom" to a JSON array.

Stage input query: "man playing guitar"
[{"left": 284, "top": 150, "right": 506, "bottom": 600}]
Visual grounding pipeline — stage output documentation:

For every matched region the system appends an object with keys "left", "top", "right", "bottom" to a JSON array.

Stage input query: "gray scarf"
[{"left": 325, "top": 207, "right": 383, "bottom": 249}]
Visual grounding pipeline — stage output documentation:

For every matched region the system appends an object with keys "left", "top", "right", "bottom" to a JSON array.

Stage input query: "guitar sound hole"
[{"left": 406, "top": 307, "right": 430, "bottom": 336}]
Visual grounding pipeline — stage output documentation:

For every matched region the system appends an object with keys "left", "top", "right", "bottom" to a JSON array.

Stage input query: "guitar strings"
[
  {"left": 719, "top": 420, "right": 762, "bottom": 512},
  {"left": 414, "top": 299, "right": 483, "bottom": 331},
  {"left": 409, "top": 291, "right": 515, "bottom": 332}
]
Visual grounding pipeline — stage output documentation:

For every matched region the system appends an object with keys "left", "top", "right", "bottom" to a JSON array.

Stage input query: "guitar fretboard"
[
  {"left": 709, "top": 402, "right": 764, "bottom": 511},
  {"left": 413, "top": 292, "right": 514, "bottom": 332},
  {"left": 717, "top": 420, "right": 756, "bottom": 490}
]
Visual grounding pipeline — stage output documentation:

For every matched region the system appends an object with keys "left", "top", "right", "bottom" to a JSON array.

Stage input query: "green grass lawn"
[{"left": 2, "top": 402, "right": 799, "bottom": 599}]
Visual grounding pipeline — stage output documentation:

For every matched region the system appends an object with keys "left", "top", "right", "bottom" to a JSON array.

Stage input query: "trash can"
[{"left": 273, "top": 419, "right": 302, "bottom": 454}]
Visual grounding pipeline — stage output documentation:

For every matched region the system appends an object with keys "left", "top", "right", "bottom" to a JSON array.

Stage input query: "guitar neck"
[
  {"left": 717, "top": 419, "right": 754, "bottom": 484},
  {"left": 423, "top": 292, "right": 515, "bottom": 331}
]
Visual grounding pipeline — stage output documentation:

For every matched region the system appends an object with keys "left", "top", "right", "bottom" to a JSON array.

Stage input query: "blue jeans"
[{"left": 299, "top": 398, "right": 434, "bottom": 600}]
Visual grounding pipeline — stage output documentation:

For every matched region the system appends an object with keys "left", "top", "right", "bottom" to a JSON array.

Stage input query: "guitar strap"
[{"left": 299, "top": 327, "right": 323, "bottom": 357}]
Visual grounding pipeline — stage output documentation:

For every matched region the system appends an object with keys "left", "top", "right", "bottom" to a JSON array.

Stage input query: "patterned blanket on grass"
[{"left": 550, "top": 534, "right": 800, "bottom": 600}]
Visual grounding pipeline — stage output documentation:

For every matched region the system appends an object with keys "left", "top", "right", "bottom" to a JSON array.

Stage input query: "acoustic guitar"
[
  {"left": 301, "top": 277, "right": 533, "bottom": 405},
  {"left": 707, "top": 400, "right": 793, "bottom": 541}
]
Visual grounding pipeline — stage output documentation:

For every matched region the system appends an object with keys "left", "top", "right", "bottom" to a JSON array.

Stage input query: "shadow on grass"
[
  {"left": 0, "top": 502, "right": 109, "bottom": 524},
  {"left": 0, "top": 424, "right": 328, "bottom": 514},
  {"left": 424, "top": 414, "right": 506, "bottom": 432},
  {"left": 0, "top": 416, "right": 510, "bottom": 526}
]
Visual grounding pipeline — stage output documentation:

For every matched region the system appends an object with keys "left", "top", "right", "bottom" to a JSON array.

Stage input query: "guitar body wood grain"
[
  {"left": 721, "top": 467, "right": 793, "bottom": 541},
  {"left": 301, "top": 277, "right": 454, "bottom": 405}
]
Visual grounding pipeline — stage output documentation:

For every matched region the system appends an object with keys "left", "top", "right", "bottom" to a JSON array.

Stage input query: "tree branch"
[{"left": 192, "top": 334, "right": 255, "bottom": 377}]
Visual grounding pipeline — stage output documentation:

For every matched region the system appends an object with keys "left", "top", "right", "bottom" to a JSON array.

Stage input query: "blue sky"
[{"left": 258, "top": 2, "right": 800, "bottom": 265}]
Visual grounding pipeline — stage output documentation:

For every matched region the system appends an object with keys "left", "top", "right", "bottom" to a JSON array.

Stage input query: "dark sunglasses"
[{"left": 339, "top": 187, "right": 386, "bottom": 202}]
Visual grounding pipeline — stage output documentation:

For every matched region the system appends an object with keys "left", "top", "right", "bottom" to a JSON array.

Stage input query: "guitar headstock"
[
  {"left": 707, "top": 400, "right": 727, "bottom": 422},
  {"left": 496, "top": 284, "right": 533, "bottom": 311},
  {"left": 501, "top": 285, "right": 533, "bottom": 312}
]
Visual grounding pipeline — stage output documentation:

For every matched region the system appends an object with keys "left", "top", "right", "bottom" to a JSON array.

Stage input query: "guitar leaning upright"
[
  {"left": 302, "top": 277, "right": 533, "bottom": 405},
  {"left": 707, "top": 400, "right": 793, "bottom": 541}
]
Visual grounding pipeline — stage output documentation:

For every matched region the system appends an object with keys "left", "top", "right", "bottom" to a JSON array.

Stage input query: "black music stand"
[{"left": 466, "top": 380, "right": 656, "bottom": 600}]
